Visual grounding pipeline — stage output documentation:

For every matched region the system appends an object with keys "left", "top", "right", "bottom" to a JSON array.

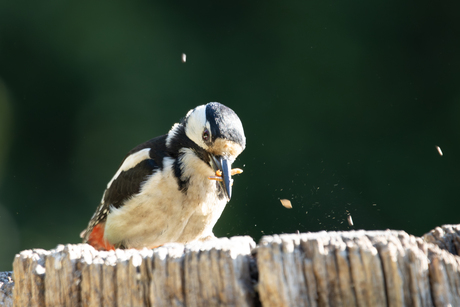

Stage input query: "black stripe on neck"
[{"left": 168, "top": 124, "right": 211, "bottom": 193}]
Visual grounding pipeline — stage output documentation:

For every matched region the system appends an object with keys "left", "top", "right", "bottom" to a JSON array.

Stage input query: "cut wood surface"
[{"left": 5, "top": 224, "right": 460, "bottom": 307}]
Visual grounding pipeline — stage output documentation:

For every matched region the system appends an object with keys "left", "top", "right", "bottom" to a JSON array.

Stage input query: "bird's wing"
[
  {"left": 80, "top": 135, "right": 168, "bottom": 242},
  {"left": 105, "top": 158, "right": 159, "bottom": 208}
]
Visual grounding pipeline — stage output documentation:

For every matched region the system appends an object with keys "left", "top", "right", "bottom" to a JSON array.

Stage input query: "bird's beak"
[{"left": 210, "top": 155, "right": 232, "bottom": 200}]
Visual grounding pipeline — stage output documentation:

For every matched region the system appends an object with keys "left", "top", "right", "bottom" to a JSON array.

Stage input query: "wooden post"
[{"left": 4, "top": 225, "right": 460, "bottom": 306}]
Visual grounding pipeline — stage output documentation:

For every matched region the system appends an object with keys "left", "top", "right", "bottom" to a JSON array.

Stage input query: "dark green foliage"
[{"left": 0, "top": 0, "right": 459, "bottom": 270}]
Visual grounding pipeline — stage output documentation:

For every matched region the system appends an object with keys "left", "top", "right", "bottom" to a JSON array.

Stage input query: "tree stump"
[
  {"left": 423, "top": 224, "right": 460, "bottom": 256},
  {"left": 257, "top": 230, "right": 447, "bottom": 307},
  {"left": 5, "top": 225, "right": 460, "bottom": 306},
  {"left": 11, "top": 236, "right": 256, "bottom": 307}
]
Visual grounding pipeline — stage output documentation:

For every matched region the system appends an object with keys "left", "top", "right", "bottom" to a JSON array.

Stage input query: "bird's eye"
[{"left": 202, "top": 129, "right": 210, "bottom": 142}]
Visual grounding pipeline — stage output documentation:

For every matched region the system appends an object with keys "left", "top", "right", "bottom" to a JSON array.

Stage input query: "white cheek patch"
[
  {"left": 106, "top": 148, "right": 151, "bottom": 189},
  {"left": 185, "top": 105, "right": 208, "bottom": 149},
  {"left": 206, "top": 121, "right": 211, "bottom": 137}
]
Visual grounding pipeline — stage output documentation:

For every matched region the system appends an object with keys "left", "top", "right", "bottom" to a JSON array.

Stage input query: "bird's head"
[{"left": 167, "top": 102, "right": 246, "bottom": 200}]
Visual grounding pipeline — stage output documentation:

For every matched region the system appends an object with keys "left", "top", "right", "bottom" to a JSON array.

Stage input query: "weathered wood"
[
  {"left": 12, "top": 249, "right": 48, "bottom": 307},
  {"left": 257, "top": 230, "right": 460, "bottom": 307},
  {"left": 6, "top": 225, "right": 460, "bottom": 306},
  {"left": 0, "top": 271, "right": 13, "bottom": 307},
  {"left": 423, "top": 224, "right": 460, "bottom": 256},
  {"left": 11, "top": 236, "right": 256, "bottom": 307}
]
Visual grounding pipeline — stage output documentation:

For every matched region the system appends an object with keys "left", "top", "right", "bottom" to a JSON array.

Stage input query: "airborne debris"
[
  {"left": 436, "top": 145, "right": 443, "bottom": 156},
  {"left": 182, "top": 53, "right": 186, "bottom": 63},
  {"left": 347, "top": 215, "right": 354, "bottom": 226},
  {"left": 280, "top": 199, "right": 292, "bottom": 209}
]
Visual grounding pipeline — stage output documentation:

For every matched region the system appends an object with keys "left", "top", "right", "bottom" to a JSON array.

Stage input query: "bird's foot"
[{"left": 199, "top": 234, "right": 218, "bottom": 241}]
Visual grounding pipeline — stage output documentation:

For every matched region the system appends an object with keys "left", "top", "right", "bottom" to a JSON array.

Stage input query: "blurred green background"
[{"left": 1, "top": 1, "right": 459, "bottom": 270}]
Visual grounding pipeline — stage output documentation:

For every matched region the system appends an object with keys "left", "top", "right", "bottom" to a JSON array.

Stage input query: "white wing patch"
[{"left": 106, "top": 148, "right": 151, "bottom": 189}]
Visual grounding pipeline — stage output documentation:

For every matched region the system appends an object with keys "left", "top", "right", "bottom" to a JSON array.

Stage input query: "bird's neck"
[
  {"left": 177, "top": 148, "right": 214, "bottom": 181},
  {"left": 174, "top": 148, "right": 226, "bottom": 200}
]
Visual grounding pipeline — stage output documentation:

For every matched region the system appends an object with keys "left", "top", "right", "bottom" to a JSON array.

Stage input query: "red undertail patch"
[{"left": 87, "top": 223, "right": 115, "bottom": 251}]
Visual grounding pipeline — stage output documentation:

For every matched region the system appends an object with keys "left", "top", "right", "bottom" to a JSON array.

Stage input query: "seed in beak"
[{"left": 208, "top": 168, "right": 243, "bottom": 182}]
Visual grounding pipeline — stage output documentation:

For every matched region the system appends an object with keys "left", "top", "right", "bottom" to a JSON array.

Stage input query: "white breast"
[{"left": 104, "top": 149, "right": 228, "bottom": 249}]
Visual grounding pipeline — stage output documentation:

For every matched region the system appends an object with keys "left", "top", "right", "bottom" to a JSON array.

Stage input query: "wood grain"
[
  {"left": 12, "top": 236, "right": 256, "bottom": 307},
  {"left": 257, "top": 229, "right": 460, "bottom": 307},
  {"left": 6, "top": 225, "right": 460, "bottom": 306}
]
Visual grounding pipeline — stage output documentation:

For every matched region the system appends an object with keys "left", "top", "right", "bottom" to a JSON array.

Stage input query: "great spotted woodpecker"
[{"left": 80, "top": 102, "right": 246, "bottom": 250}]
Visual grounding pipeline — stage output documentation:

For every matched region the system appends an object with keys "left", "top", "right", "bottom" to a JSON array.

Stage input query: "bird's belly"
[
  {"left": 175, "top": 196, "right": 227, "bottom": 243},
  {"left": 105, "top": 155, "right": 227, "bottom": 248},
  {"left": 104, "top": 172, "right": 227, "bottom": 249},
  {"left": 105, "top": 195, "right": 189, "bottom": 248}
]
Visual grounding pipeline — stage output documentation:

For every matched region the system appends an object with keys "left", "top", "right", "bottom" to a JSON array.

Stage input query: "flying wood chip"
[
  {"left": 436, "top": 145, "right": 443, "bottom": 156},
  {"left": 280, "top": 199, "right": 292, "bottom": 209},
  {"left": 347, "top": 215, "right": 354, "bottom": 226}
]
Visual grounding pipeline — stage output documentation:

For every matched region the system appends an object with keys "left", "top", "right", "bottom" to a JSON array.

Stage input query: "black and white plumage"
[{"left": 80, "top": 102, "right": 246, "bottom": 250}]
